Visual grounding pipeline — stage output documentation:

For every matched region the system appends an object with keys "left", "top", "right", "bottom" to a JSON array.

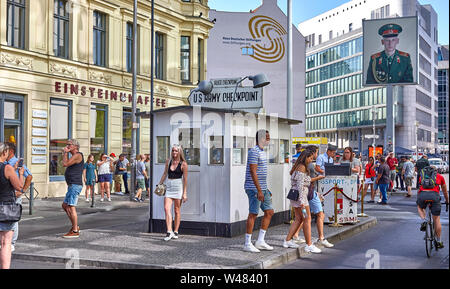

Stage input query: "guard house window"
[
  {"left": 209, "top": 136, "right": 224, "bottom": 165},
  {"left": 49, "top": 98, "right": 72, "bottom": 180},
  {"left": 155, "top": 32, "right": 165, "bottom": 79},
  {"left": 233, "top": 136, "right": 245, "bottom": 165},
  {"left": 123, "top": 107, "right": 140, "bottom": 161},
  {"left": 93, "top": 11, "right": 106, "bottom": 67},
  {"left": 6, "top": 0, "right": 26, "bottom": 49},
  {"left": 179, "top": 128, "right": 200, "bottom": 166},
  {"left": 329, "top": 30, "right": 333, "bottom": 40},
  {"left": 349, "top": 23, "right": 353, "bottom": 32},
  {"left": 157, "top": 136, "right": 170, "bottom": 164},
  {"left": 198, "top": 38, "right": 204, "bottom": 82},
  {"left": 181, "top": 36, "right": 191, "bottom": 83},
  {"left": 53, "top": 0, "right": 69, "bottom": 58},
  {"left": 90, "top": 104, "right": 108, "bottom": 162}
]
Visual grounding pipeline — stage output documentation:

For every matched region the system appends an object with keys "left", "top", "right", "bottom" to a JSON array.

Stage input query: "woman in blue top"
[{"left": 83, "top": 154, "right": 97, "bottom": 202}]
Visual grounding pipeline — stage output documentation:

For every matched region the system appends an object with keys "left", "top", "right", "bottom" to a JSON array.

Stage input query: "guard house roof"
[{"left": 136, "top": 106, "right": 302, "bottom": 125}]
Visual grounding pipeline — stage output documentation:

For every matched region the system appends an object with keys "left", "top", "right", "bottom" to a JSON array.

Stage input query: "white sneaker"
[
  {"left": 108, "top": 198, "right": 112, "bottom": 202},
  {"left": 164, "top": 231, "right": 175, "bottom": 241},
  {"left": 305, "top": 244, "right": 322, "bottom": 254},
  {"left": 293, "top": 236, "right": 306, "bottom": 243},
  {"left": 318, "top": 239, "right": 334, "bottom": 248},
  {"left": 255, "top": 240, "right": 274, "bottom": 251},
  {"left": 283, "top": 239, "right": 300, "bottom": 248},
  {"left": 11, "top": 245, "right": 15, "bottom": 252},
  {"left": 100, "top": 198, "right": 104, "bottom": 202},
  {"left": 172, "top": 232, "right": 179, "bottom": 239},
  {"left": 243, "top": 242, "right": 260, "bottom": 253},
  {"left": 86, "top": 198, "right": 90, "bottom": 202}
]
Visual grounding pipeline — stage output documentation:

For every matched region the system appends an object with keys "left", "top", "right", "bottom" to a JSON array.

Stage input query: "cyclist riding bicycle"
[{"left": 416, "top": 166, "right": 449, "bottom": 249}]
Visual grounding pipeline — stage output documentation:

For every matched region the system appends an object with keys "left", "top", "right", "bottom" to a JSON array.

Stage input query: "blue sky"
[{"left": 209, "top": 0, "right": 449, "bottom": 44}]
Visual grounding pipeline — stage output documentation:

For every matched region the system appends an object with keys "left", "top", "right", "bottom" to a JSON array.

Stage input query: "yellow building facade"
[{"left": 0, "top": 0, "right": 213, "bottom": 197}]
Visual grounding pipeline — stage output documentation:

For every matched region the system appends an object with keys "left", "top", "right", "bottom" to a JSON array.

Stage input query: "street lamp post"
[
  {"left": 372, "top": 106, "right": 377, "bottom": 159},
  {"left": 231, "top": 74, "right": 270, "bottom": 110},
  {"left": 130, "top": 0, "right": 138, "bottom": 201}
]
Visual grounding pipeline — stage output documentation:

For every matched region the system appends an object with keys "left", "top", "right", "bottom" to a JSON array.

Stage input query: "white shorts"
[{"left": 365, "top": 177, "right": 374, "bottom": 184}]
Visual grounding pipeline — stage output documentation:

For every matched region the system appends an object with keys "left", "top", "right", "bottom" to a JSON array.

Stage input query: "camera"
[{"left": 18, "top": 159, "right": 24, "bottom": 168}]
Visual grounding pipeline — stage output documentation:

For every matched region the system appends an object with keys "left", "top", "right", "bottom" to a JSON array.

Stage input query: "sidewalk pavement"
[{"left": 13, "top": 193, "right": 377, "bottom": 269}]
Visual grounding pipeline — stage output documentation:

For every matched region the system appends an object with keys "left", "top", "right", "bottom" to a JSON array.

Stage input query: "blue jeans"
[
  {"left": 123, "top": 173, "right": 130, "bottom": 194},
  {"left": 12, "top": 197, "right": 22, "bottom": 246},
  {"left": 378, "top": 183, "right": 389, "bottom": 203}
]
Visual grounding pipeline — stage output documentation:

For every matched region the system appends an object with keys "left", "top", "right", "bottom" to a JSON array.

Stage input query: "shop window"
[
  {"left": 49, "top": 98, "right": 72, "bottom": 181},
  {"left": 155, "top": 32, "right": 165, "bottom": 80},
  {"left": 233, "top": 136, "right": 245, "bottom": 165},
  {"left": 157, "top": 136, "right": 170, "bottom": 164},
  {"left": 179, "top": 128, "right": 200, "bottom": 166},
  {"left": 279, "top": 139, "right": 289, "bottom": 163},
  {"left": 53, "top": 0, "right": 69, "bottom": 58},
  {"left": 90, "top": 103, "right": 108, "bottom": 162},
  {"left": 209, "top": 136, "right": 223, "bottom": 165},
  {"left": 0, "top": 94, "right": 23, "bottom": 157},
  {"left": 7, "top": 0, "right": 26, "bottom": 49},
  {"left": 122, "top": 108, "right": 140, "bottom": 161}
]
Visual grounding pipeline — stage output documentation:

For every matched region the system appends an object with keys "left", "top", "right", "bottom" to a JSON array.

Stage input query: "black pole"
[
  {"left": 29, "top": 182, "right": 34, "bottom": 215},
  {"left": 149, "top": 0, "right": 154, "bottom": 233}
]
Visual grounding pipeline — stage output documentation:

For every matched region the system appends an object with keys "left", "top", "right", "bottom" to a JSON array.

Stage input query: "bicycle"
[{"left": 423, "top": 200, "right": 449, "bottom": 258}]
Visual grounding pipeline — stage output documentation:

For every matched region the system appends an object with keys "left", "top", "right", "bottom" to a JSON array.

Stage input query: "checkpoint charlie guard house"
[{"left": 151, "top": 105, "right": 301, "bottom": 237}]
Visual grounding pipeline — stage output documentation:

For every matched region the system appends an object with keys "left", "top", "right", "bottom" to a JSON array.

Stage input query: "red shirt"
[
  {"left": 386, "top": 157, "right": 398, "bottom": 170},
  {"left": 365, "top": 163, "right": 376, "bottom": 178},
  {"left": 419, "top": 173, "right": 446, "bottom": 194}
]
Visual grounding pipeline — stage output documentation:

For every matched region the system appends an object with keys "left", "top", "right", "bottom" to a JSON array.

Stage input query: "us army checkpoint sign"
[
  {"left": 363, "top": 16, "right": 418, "bottom": 86},
  {"left": 189, "top": 85, "right": 263, "bottom": 110}
]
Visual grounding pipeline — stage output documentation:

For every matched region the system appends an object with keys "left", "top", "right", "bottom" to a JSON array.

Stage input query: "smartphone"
[{"left": 18, "top": 159, "right": 24, "bottom": 168}]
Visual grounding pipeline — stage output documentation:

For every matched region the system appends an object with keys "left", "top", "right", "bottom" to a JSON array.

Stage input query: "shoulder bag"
[{"left": 0, "top": 164, "right": 22, "bottom": 222}]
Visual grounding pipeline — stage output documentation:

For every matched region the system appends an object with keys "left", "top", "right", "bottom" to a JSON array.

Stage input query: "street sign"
[
  {"left": 364, "top": 134, "right": 379, "bottom": 139},
  {"left": 210, "top": 78, "right": 241, "bottom": 88},
  {"left": 189, "top": 86, "right": 263, "bottom": 110}
]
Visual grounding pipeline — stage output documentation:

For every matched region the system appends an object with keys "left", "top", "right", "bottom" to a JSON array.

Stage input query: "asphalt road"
[{"left": 278, "top": 174, "right": 449, "bottom": 269}]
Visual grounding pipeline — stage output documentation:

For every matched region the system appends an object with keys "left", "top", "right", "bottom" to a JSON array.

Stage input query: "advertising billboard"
[{"left": 363, "top": 16, "right": 418, "bottom": 86}]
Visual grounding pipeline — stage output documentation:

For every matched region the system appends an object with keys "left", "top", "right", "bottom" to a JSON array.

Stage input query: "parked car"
[{"left": 428, "top": 158, "right": 448, "bottom": 173}]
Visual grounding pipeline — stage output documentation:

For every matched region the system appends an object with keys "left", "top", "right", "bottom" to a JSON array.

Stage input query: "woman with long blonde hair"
[
  {"left": 158, "top": 144, "right": 188, "bottom": 241},
  {"left": 283, "top": 149, "right": 323, "bottom": 253}
]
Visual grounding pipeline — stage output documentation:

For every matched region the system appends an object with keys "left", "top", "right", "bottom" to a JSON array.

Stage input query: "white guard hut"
[{"left": 151, "top": 106, "right": 301, "bottom": 237}]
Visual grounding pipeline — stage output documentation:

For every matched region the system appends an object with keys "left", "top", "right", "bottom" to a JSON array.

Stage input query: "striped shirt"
[{"left": 244, "top": 145, "right": 267, "bottom": 190}]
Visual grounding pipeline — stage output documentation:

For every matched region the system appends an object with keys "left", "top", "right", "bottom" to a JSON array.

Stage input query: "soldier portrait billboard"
[{"left": 363, "top": 16, "right": 418, "bottom": 86}]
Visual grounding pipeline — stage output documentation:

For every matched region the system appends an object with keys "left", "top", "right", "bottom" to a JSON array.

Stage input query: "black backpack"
[{"left": 420, "top": 166, "right": 437, "bottom": 189}]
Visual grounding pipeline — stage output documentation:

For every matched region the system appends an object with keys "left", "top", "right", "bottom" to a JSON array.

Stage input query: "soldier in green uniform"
[{"left": 366, "top": 23, "right": 414, "bottom": 84}]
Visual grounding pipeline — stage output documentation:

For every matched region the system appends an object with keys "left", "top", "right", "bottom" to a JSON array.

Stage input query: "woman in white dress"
[{"left": 158, "top": 144, "right": 188, "bottom": 241}]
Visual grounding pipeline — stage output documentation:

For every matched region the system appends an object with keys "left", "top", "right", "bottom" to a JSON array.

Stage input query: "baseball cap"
[{"left": 110, "top": 153, "right": 117, "bottom": 158}]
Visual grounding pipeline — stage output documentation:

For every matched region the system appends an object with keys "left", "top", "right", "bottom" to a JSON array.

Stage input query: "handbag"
[
  {"left": 0, "top": 201, "right": 22, "bottom": 222},
  {"left": 154, "top": 183, "right": 166, "bottom": 196},
  {"left": 287, "top": 188, "right": 299, "bottom": 201}
]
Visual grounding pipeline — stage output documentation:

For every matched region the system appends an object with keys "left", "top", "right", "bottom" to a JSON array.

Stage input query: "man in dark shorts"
[{"left": 416, "top": 166, "right": 449, "bottom": 249}]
